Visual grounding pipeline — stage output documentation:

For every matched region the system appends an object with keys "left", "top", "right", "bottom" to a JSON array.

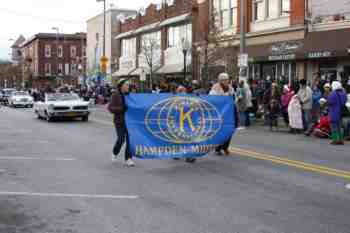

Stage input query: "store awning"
[
  {"left": 303, "top": 28, "right": 350, "bottom": 58},
  {"left": 159, "top": 13, "right": 191, "bottom": 27},
  {"left": 130, "top": 67, "right": 150, "bottom": 76},
  {"left": 134, "top": 22, "right": 160, "bottom": 34},
  {"left": 156, "top": 63, "right": 184, "bottom": 74},
  {"left": 112, "top": 68, "right": 135, "bottom": 77},
  {"left": 115, "top": 31, "right": 135, "bottom": 40},
  {"left": 246, "top": 28, "right": 350, "bottom": 62}
]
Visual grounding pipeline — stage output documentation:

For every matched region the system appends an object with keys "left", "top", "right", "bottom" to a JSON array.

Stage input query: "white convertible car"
[
  {"left": 9, "top": 91, "right": 34, "bottom": 108},
  {"left": 34, "top": 93, "right": 90, "bottom": 122}
]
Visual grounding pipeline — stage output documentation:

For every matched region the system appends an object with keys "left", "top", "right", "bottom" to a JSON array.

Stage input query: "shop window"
[
  {"left": 168, "top": 24, "right": 192, "bottom": 48},
  {"left": 121, "top": 37, "right": 136, "bottom": 57}
]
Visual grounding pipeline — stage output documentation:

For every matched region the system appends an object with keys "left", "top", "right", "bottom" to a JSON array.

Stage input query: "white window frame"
[
  {"left": 45, "top": 45, "right": 51, "bottom": 58},
  {"left": 44, "top": 63, "right": 51, "bottom": 75},
  {"left": 70, "top": 46, "right": 77, "bottom": 58},
  {"left": 253, "top": 0, "right": 290, "bottom": 21},
  {"left": 167, "top": 24, "right": 192, "bottom": 48},
  {"left": 58, "top": 63, "right": 63, "bottom": 75},
  {"left": 58, "top": 45, "right": 63, "bottom": 58},
  {"left": 121, "top": 37, "right": 137, "bottom": 57}
]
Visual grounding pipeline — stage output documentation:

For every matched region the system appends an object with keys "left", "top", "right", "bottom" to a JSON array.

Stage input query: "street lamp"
[
  {"left": 181, "top": 38, "right": 191, "bottom": 82},
  {"left": 97, "top": 0, "right": 107, "bottom": 78},
  {"left": 52, "top": 27, "right": 62, "bottom": 87}
]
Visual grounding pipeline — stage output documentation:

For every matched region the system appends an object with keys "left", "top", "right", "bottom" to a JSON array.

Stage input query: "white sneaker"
[
  {"left": 125, "top": 159, "right": 135, "bottom": 167},
  {"left": 111, "top": 154, "right": 118, "bottom": 162}
]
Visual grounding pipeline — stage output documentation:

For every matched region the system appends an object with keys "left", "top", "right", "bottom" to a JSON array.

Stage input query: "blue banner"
[{"left": 125, "top": 94, "right": 236, "bottom": 159}]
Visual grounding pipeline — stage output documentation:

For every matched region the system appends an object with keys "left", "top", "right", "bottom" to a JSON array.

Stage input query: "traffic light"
[{"left": 100, "top": 56, "right": 108, "bottom": 74}]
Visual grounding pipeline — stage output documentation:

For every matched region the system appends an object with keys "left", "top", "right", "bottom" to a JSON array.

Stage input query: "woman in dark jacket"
[
  {"left": 327, "top": 81, "right": 347, "bottom": 145},
  {"left": 109, "top": 79, "right": 135, "bottom": 167}
]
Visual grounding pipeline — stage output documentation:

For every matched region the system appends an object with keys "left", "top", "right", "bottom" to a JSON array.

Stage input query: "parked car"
[
  {"left": 8, "top": 91, "right": 34, "bottom": 108},
  {"left": 0, "top": 88, "right": 16, "bottom": 105},
  {"left": 34, "top": 93, "right": 90, "bottom": 122}
]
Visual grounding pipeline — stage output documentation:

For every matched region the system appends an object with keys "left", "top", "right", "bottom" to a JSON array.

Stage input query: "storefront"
[
  {"left": 247, "top": 41, "right": 304, "bottom": 85},
  {"left": 246, "top": 28, "right": 350, "bottom": 90},
  {"left": 303, "top": 28, "right": 350, "bottom": 87}
]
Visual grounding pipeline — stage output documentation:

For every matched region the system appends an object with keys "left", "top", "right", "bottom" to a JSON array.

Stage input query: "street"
[{"left": 1, "top": 106, "right": 350, "bottom": 233}]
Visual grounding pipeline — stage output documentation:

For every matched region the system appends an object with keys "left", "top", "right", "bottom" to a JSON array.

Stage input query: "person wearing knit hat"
[
  {"left": 109, "top": 78, "right": 135, "bottom": 166},
  {"left": 327, "top": 81, "right": 348, "bottom": 145}
]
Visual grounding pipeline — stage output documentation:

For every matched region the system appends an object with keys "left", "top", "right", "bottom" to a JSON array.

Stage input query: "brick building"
[
  {"left": 209, "top": 0, "right": 350, "bottom": 86},
  {"left": 113, "top": 0, "right": 209, "bottom": 86},
  {"left": 0, "top": 62, "right": 22, "bottom": 88},
  {"left": 87, "top": 8, "right": 137, "bottom": 80},
  {"left": 20, "top": 33, "right": 86, "bottom": 89}
]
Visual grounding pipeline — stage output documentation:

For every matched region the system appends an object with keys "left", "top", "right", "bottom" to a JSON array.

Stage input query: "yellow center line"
[{"left": 230, "top": 147, "right": 350, "bottom": 180}]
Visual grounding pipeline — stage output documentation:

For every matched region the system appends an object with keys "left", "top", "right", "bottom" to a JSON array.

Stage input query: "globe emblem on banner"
[{"left": 145, "top": 96, "right": 223, "bottom": 144}]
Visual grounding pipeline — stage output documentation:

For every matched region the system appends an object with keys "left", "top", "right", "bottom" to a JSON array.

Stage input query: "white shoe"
[
  {"left": 125, "top": 159, "right": 135, "bottom": 167},
  {"left": 111, "top": 154, "right": 118, "bottom": 162}
]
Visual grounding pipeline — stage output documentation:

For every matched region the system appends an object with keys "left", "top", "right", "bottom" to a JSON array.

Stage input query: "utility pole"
[{"left": 239, "top": 0, "right": 247, "bottom": 82}]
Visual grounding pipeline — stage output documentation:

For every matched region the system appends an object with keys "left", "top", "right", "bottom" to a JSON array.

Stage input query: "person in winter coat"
[
  {"left": 210, "top": 73, "right": 235, "bottom": 155},
  {"left": 267, "top": 83, "right": 281, "bottom": 131},
  {"left": 109, "top": 79, "right": 135, "bottom": 167},
  {"left": 236, "top": 80, "right": 248, "bottom": 129},
  {"left": 297, "top": 79, "right": 313, "bottom": 132},
  {"left": 305, "top": 80, "right": 322, "bottom": 136},
  {"left": 281, "top": 85, "right": 294, "bottom": 127},
  {"left": 288, "top": 95, "right": 303, "bottom": 133},
  {"left": 327, "top": 81, "right": 348, "bottom": 145}
]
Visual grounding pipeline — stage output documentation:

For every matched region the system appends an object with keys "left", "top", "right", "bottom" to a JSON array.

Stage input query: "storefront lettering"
[
  {"left": 120, "top": 60, "right": 135, "bottom": 69},
  {"left": 307, "top": 51, "right": 332, "bottom": 58},
  {"left": 268, "top": 54, "right": 296, "bottom": 61},
  {"left": 271, "top": 42, "right": 302, "bottom": 54}
]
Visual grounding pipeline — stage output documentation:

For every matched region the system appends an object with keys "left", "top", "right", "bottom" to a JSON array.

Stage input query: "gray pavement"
[{"left": 0, "top": 106, "right": 350, "bottom": 233}]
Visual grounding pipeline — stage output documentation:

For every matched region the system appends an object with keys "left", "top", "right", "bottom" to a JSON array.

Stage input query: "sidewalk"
[{"left": 231, "top": 122, "right": 350, "bottom": 172}]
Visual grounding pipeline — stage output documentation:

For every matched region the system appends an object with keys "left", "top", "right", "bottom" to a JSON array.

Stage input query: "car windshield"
[{"left": 46, "top": 93, "right": 79, "bottom": 102}]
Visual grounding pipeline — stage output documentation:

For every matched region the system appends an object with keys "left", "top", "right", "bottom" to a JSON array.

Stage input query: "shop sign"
[
  {"left": 268, "top": 54, "right": 296, "bottom": 61},
  {"left": 270, "top": 42, "right": 302, "bottom": 55},
  {"left": 238, "top": 53, "right": 248, "bottom": 67},
  {"left": 308, "top": 51, "right": 332, "bottom": 58},
  {"left": 120, "top": 57, "right": 136, "bottom": 70}
]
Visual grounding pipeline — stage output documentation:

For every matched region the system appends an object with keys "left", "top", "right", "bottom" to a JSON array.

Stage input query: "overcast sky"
[{"left": 0, "top": 0, "right": 158, "bottom": 60}]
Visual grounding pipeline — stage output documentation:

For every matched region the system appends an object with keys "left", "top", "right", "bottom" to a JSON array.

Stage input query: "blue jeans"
[
  {"left": 239, "top": 111, "right": 246, "bottom": 127},
  {"left": 302, "top": 109, "right": 312, "bottom": 131}
]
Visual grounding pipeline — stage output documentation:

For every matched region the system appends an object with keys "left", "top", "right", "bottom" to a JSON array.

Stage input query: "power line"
[{"left": 0, "top": 7, "right": 84, "bottom": 24}]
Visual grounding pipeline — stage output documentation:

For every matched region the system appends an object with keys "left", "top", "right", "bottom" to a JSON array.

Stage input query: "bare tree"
[
  {"left": 205, "top": 0, "right": 239, "bottom": 80},
  {"left": 139, "top": 34, "right": 161, "bottom": 89}
]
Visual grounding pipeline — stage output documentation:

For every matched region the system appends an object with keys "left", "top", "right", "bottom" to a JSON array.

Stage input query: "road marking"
[
  {"left": 346, "top": 184, "right": 350, "bottom": 190},
  {"left": 0, "top": 156, "right": 76, "bottom": 161},
  {"left": 230, "top": 147, "right": 350, "bottom": 180},
  {"left": 0, "top": 191, "right": 139, "bottom": 199}
]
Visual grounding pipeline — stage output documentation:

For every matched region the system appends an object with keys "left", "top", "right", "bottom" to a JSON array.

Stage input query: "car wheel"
[{"left": 82, "top": 116, "right": 89, "bottom": 122}]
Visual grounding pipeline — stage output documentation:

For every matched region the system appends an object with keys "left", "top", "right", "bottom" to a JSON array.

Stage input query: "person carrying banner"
[
  {"left": 109, "top": 78, "right": 135, "bottom": 167},
  {"left": 209, "top": 73, "right": 235, "bottom": 155}
]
